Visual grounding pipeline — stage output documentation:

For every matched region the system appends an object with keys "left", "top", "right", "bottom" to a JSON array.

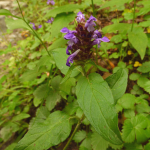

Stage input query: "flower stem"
[
  {"left": 96, "top": 45, "right": 98, "bottom": 64},
  {"left": 63, "top": 114, "right": 85, "bottom": 150},
  {"left": 91, "top": 0, "right": 96, "bottom": 17},
  {"left": 131, "top": 0, "right": 136, "bottom": 32},
  {"left": 16, "top": 0, "right": 51, "bottom": 57}
]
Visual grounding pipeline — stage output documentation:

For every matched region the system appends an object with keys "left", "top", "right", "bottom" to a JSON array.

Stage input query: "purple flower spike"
[
  {"left": 85, "top": 15, "right": 96, "bottom": 32},
  {"left": 47, "top": 0, "right": 55, "bottom": 5},
  {"left": 76, "top": 11, "right": 85, "bottom": 23},
  {"left": 38, "top": 25, "right": 42, "bottom": 28},
  {"left": 93, "top": 37, "right": 110, "bottom": 48},
  {"left": 64, "top": 33, "right": 74, "bottom": 40},
  {"left": 66, "top": 49, "right": 80, "bottom": 66}
]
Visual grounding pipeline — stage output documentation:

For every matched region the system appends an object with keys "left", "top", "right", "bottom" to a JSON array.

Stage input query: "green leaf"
[
  {"left": 80, "top": 133, "right": 92, "bottom": 150},
  {"left": 105, "top": 68, "right": 128, "bottom": 104},
  {"left": 139, "top": 21, "right": 150, "bottom": 27},
  {"left": 48, "top": 37, "right": 67, "bottom": 51},
  {"left": 5, "top": 18, "right": 31, "bottom": 31},
  {"left": 51, "top": 13, "right": 76, "bottom": 39},
  {"left": 91, "top": 132, "right": 109, "bottom": 150},
  {"left": 100, "top": 0, "right": 132, "bottom": 11},
  {"left": 124, "top": 110, "right": 135, "bottom": 118},
  {"left": 60, "top": 78, "right": 76, "bottom": 95},
  {"left": 5, "top": 143, "right": 17, "bottom": 150},
  {"left": 128, "top": 32, "right": 148, "bottom": 59},
  {"left": 102, "top": 23, "right": 131, "bottom": 34},
  {"left": 46, "top": 90, "right": 61, "bottom": 111},
  {"left": 60, "top": 65, "right": 76, "bottom": 84},
  {"left": 122, "top": 114, "right": 148, "bottom": 143},
  {"left": 14, "top": 111, "right": 72, "bottom": 150},
  {"left": 0, "top": 9, "right": 12, "bottom": 16},
  {"left": 46, "top": 4, "right": 83, "bottom": 17},
  {"left": 76, "top": 73, "right": 122, "bottom": 145},
  {"left": 51, "top": 75, "right": 62, "bottom": 91},
  {"left": 73, "top": 130, "right": 87, "bottom": 143},
  {"left": 137, "top": 1, "right": 150, "bottom": 16},
  {"left": 129, "top": 73, "right": 140, "bottom": 81},
  {"left": 124, "top": 143, "right": 143, "bottom": 150},
  {"left": 137, "top": 61, "right": 150, "bottom": 73},
  {"left": 110, "top": 34, "right": 123, "bottom": 43},
  {"left": 64, "top": 101, "right": 79, "bottom": 115},
  {"left": 52, "top": 48, "right": 81, "bottom": 76},
  {"left": 20, "top": 69, "right": 40, "bottom": 82},
  {"left": 118, "top": 94, "right": 135, "bottom": 109},
  {"left": 88, "top": 60, "right": 108, "bottom": 72},
  {"left": 12, "top": 113, "right": 30, "bottom": 121},
  {"left": 33, "top": 84, "right": 49, "bottom": 100},
  {"left": 145, "top": 141, "right": 150, "bottom": 150}
]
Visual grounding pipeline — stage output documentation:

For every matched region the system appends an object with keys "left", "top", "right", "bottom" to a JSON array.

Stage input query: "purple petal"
[
  {"left": 99, "top": 37, "right": 110, "bottom": 42},
  {"left": 88, "top": 15, "right": 96, "bottom": 22},
  {"left": 66, "top": 46, "right": 72, "bottom": 55},
  {"left": 50, "top": 1, "right": 55, "bottom": 5},
  {"left": 64, "top": 33, "right": 74, "bottom": 40},
  {"left": 93, "top": 30, "right": 102, "bottom": 39},
  {"left": 76, "top": 11, "right": 85, "bottom": 23},
  {"left": 60, "top": 27, "right": 69, "bottom": 33},
  {"left": 66, "top": 49, "right": 80, "bottom": 67},
  {"left": 51, "top": 17, "right": 54, "bottom": 22},
  {"left": 38, "top": 25, "right": 42, "bottom": 28},
  {"left": 47, "top": 20, "right": 52, "bottom": 23}
]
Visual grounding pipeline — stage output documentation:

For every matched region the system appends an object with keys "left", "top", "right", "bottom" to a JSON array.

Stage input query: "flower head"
[
  {"left": 47, "top": 0, "right": 55, "bottom": 5},
  {"left": 30, "top": 23, "right": 42, "bottom": 30},
  {"left": 60, "top": 12, "right": 110, "bottom": 67}
]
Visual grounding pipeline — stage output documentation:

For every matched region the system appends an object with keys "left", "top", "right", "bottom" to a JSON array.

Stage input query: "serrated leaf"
[
  {"left": 64, "top": 101, "right": 79, "bottom": 115},
  {"left": 128, "top": 31, "right": 148, "bottom": 59},
  {"left": 122, "top": 114, "right": 148, "bottom": 143},
  {"left": 51, "top": 75, "right": 62, "bottom": 91},
  {"left": 118, "top": 94, "right": 135, "bottom": 109},
  {"left": 91, "top": 132, "right": 109, "bottom": 150},
  {"left": 33, "top": 84, "right": 49, "bottom": 100},
  {"left": 60, "top": 78, "right": 76, "bottom": 95},
  {"left": 80, "top": 133, "right": 92, "bottom": 150},
  {"left": 73, "top": 130, "right": 87, "bottom": 143},
  {"left": 105, "top": 68, "right": 128, "bottom": 104},
  {"left": 51, "top": 13, "right": 76, "bottom": 39},
  {"left": 14, "top": 111, "right": 72, "bottom": 150},
  {"left": 46, "top": 4, "right": 83, "bottom": 17},
  {"left": 46, "top": 89, "right": 61, "bottom": 111},
  {"left": 137, "top": 61, "right": 150, "bottom": 73},
  {"left": 76, "top": 73, "right": 122, "bottom": 145}
]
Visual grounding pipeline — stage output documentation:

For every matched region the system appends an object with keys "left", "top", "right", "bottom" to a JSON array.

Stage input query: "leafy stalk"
[
  {"left": 16, "top": 0, "right": 51, "bottom": 57},
  {"left": 131, "top": 0, "right": 136, "bottom": 32},
  {"left": 63, "top": 114, "right": 85, "bottom": 150}
]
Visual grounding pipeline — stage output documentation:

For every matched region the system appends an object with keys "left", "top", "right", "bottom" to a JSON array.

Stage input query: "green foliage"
[
  {"left": 105, "top": 68, "right": 128, "bottom": 104},
  {"left": 128, "top": 31, "right": 148, "bottom": 59},
  {"left": 14, "top": 111, "right": 72, "bottom": 150},
  {"left": 122, "top": 114, "right": 148, "bottom": 143},
  {"left": 76, "top": 73, "right": 122, "bottom": 145}
]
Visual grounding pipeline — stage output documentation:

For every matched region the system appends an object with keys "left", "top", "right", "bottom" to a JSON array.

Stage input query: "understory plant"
[{"left": 1, "top": 0, "right": 150, "bottom": 150}]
